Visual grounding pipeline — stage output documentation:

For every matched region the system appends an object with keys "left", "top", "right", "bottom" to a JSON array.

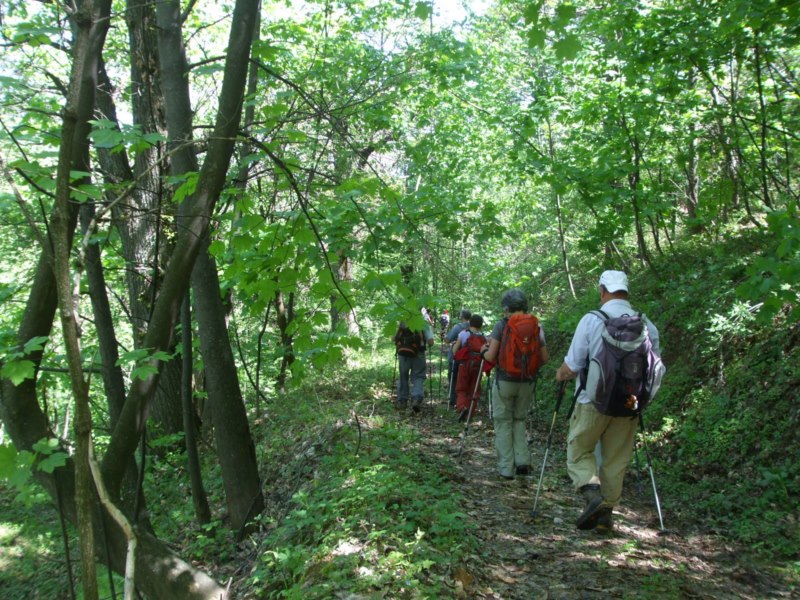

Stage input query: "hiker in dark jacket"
[
  {"left": 445, "top": 309, "right": 471, "bottom": 409},
  {"left": 394, "top": 320, "right": 434, "bottom": 413},
  {"left": 556, "top": 270, "right": 661, "bottom": 533}
]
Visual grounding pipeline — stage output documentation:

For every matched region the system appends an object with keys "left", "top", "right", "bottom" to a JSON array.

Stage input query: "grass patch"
[{"left": 237, "top": 355, "right": 480, "bottom": 599}]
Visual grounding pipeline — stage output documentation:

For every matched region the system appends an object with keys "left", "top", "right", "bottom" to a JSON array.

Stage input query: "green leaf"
[
  {"left": 554, "top": 3, "right": 577, "bottom": 29},
  {"left": 38, "top": 452, "right": 68, "bottom": 474},
  {"left": 527, "top": 28, "right": 546, "bottom": 49},
  {"left": 414, "top": 1, "right": 432, "bottom": 21},
  {"left": 0, "top": 445, "right": 19, "bottom": 480},
  {"left": 1, "top": 360, "right": 35, "bottom": 386},
  {"left": 523, "top": 0, "right": 544, "bottom": 27},
  {"left": 131, "top": 363, "right": 159, "bottom": 381},
  {"left": 23, "top": 336, "right": 49, "bottom": 355},
  {"left": 209, "top": 240, "right": 227, "bottom": 257},
  {"left": 554, "top": 34, "right": 581, "bottom": 60}
]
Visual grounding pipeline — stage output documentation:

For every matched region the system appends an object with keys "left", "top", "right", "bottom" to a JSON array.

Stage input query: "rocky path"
[{"left": 404, "top": 393, "right": 793, "bottom": 600}]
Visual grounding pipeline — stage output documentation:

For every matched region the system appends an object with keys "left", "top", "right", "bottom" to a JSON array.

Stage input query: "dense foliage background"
[{"left": 0, "top": 0, "right": 797, "bottom": 597}]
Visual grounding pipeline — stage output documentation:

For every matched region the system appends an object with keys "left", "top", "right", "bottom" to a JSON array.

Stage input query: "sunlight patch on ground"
[
  {"left": 332, "top": 538, "right": 364, "bottom": 556},
  {"left": 0, "top": 523, "right": 22, "bottom": 570}
]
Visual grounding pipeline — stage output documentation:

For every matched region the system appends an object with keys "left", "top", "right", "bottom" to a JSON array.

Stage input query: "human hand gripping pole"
[{"left": 531, "top": 380, "right": 567, "bottom": 518}]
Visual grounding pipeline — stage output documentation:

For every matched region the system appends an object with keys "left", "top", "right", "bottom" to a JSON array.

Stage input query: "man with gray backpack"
[{"left": 556, "top": 270, "right": 665, "bottom": 533}]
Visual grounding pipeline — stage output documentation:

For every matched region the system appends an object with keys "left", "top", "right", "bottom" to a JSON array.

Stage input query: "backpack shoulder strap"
[{"left": 590, "top": 309, "right": 609, "bottom": 321}]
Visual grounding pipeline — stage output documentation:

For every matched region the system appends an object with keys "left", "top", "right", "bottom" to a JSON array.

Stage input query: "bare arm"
[
  {"left": 555, "top": 361, "right": 577, "bottom": 381},
  {"left": 482, "top": 338, "right": 500, "bottom": 362}
]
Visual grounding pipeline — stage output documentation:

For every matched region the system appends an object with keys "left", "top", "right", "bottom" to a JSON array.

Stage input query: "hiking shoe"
[
  {"left": 412, "top": 405, "right": 421, "bottom": 413},
  {"left": 499, "top": 473, "right": 514, "bottom": 481},
  {"left": 396, "top": 400, "right": 407, "bottom": 410},
  {"left": 515, "top": 465, "right": 531, "bottom": 477},
  {"left": 576, "top": 484, "right": 604, "bottom": 530},
  {"left": 594, "top": 507, "right": 614, "bottom": 534}
]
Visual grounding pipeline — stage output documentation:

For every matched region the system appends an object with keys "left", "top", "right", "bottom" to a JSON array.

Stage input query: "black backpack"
[
  {"left": 580, "top": 310, "right": 665, "bottom": 416},
  {"left": 395, "top": 326, "right": 424, "bottom": 357}
]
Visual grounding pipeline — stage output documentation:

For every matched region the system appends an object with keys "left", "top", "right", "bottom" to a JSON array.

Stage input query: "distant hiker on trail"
[
  {"left": 421, "top": 306, "right": 434, "bottom": 328},
  {"left": 394, "top": 320, "right": 434, "bottom": 413},
  {"left": 555, "top": 270, "right": 663, "bottom": 533},
  {"left": 445, "top": 309, "right": 472, "bottom": 409},
  {"left": 481, "top": 289, "right": 549, "bottom": 480},
  {"left": 451, "top": 314, "right": 487, "bottom": 422},
  {"left": 439, "top": 309, "right": 450, "bottom": 339}
]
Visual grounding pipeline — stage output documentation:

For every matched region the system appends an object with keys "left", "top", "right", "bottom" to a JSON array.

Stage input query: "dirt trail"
[{"left": 402, "top": 395, "right": 793, "bottom": 600}]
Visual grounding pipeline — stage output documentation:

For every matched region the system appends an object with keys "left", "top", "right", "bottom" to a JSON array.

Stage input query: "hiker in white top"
[{"left": 556, "top": 270, "right": 662, "bottom": 533}]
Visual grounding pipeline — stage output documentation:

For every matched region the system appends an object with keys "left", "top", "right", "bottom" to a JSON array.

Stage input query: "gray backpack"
[{"left": 580, "top": 310, "right": 665, "bottom": 416}]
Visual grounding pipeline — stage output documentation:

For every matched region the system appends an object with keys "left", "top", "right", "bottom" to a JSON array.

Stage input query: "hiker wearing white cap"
[{"left": 555, "top": 270, "right": 661, "bottom": 532}]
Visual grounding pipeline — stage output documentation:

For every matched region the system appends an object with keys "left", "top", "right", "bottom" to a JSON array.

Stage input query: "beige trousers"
[{"left": 566, "top": 402, "right": 637, "bottom": 506}]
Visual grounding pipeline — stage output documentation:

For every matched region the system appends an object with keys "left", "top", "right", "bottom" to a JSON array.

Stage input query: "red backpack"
[
  {"left": 453, "top": 331, "right": 486, "bottom": 363},
  {"left": 498, "top": 314, "right": 542, "bottom": 380}
]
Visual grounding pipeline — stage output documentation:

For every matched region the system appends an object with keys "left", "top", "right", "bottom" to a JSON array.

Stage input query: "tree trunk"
[
  {"left": 275, "top": 287, "right": 295, "bottom": 391},
  {"left": 49, "top": 2, "right": 119, "bottom": 594},
  {"left": 93, "top": 1, "right": 184, "bottom": 436},
  {"left": 181, "top": 294, "right": 212, "bottom": 524},
  {"left": 753, "top": 37, "right": 773, "bottom": 209},
  {"left": 545, "top": 117, "right": 576, "bottom": 299},
  {"left": 154, "top": 0, "right": 263, "bottom": 534},
  {"left": 6, "top": 0, "right": 266, "bottom": 594}
]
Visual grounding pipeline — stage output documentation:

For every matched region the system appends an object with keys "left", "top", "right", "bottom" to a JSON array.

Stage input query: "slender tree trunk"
[
  {"left": 181, "top": 294, "right": 212, "bottom": 524},
  {"left": 275, "top": 288, "right": 295, "bottom": 391},
  {"left": 753, "top": 37, "right": 773, "bottom": 209},
  {"left": 628, "top": 132, "right": 654, "bottom": 271},
  {"left": 154, "top": 0, "right": 263, "bottom": 533},
  {"left": 545, "top": 117, "right": 576, "bottom": 298},
  {"left": 48, "top": 0, "right": 120, "bottom": 596}
]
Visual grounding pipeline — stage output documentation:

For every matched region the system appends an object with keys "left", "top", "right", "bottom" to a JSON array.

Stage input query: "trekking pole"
[
  {"left": 447, "top": 359, "right": 455, "bottom": 406},
  {"left": 531, "top": 381, "right": 567, "bottom": 518},
  {"left": 638, "top": 413, "right": 667, "bottom": 533},
  {"left": 427, "top": 350, "right": 433, "bottom": 407},
  {"left": 437, "top": 345, "right": 443, "bottom": 401},
  {"left": 390, "top": 353, "right": 397, "bottom": 401},
  {"left": 456, "top": 359, "right": 484, "bottom": 460},
  {"left": 527, "top": 378, "right": 538, "bottom": 446},
  {"left": 633, "top": 443, "right": 645, "bottom": 495},
  {"left": 487, "top": 372, "right": 494, "bottom": 420}
]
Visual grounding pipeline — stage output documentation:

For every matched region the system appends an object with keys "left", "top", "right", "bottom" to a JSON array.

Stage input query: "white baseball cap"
[{"left": 599, "top": 270, "right": 629, "bottom": 293}]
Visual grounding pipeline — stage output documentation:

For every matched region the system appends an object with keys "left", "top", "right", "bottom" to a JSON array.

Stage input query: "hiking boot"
[
  {"left": 594, "top": 507, "right": 614, "bottom": 534},
  {"left": 411, "top": 397, "right": 422, "bottom": 413},
  {"left": 396, "top": 400, "right": 407, "bottom": 410},
  {"left": 576, "top": 484, "right": 604, "bottom": 530},
  {"left": 515, "top": 465, "right": 531, "bottom": 477},
  {"left": 499, "top": 473, "right": 514, "bottom": 481}
]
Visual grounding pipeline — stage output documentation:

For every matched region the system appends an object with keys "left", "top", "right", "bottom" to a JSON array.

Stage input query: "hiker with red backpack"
[
  {"left": 481, "top": 289, "right": 550, "bottom": 480},
  {"left": 394, "top": 320, "right": 434, "bottom": 413},
  {"left": 445, "top": 309, "right": 472, "bottom": 409},
  {"left": 451, "top": 314, "right": 487, "bottom": 422},
  {"left": 555, "top": 270, "right": 664, "bottom": 533}
]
